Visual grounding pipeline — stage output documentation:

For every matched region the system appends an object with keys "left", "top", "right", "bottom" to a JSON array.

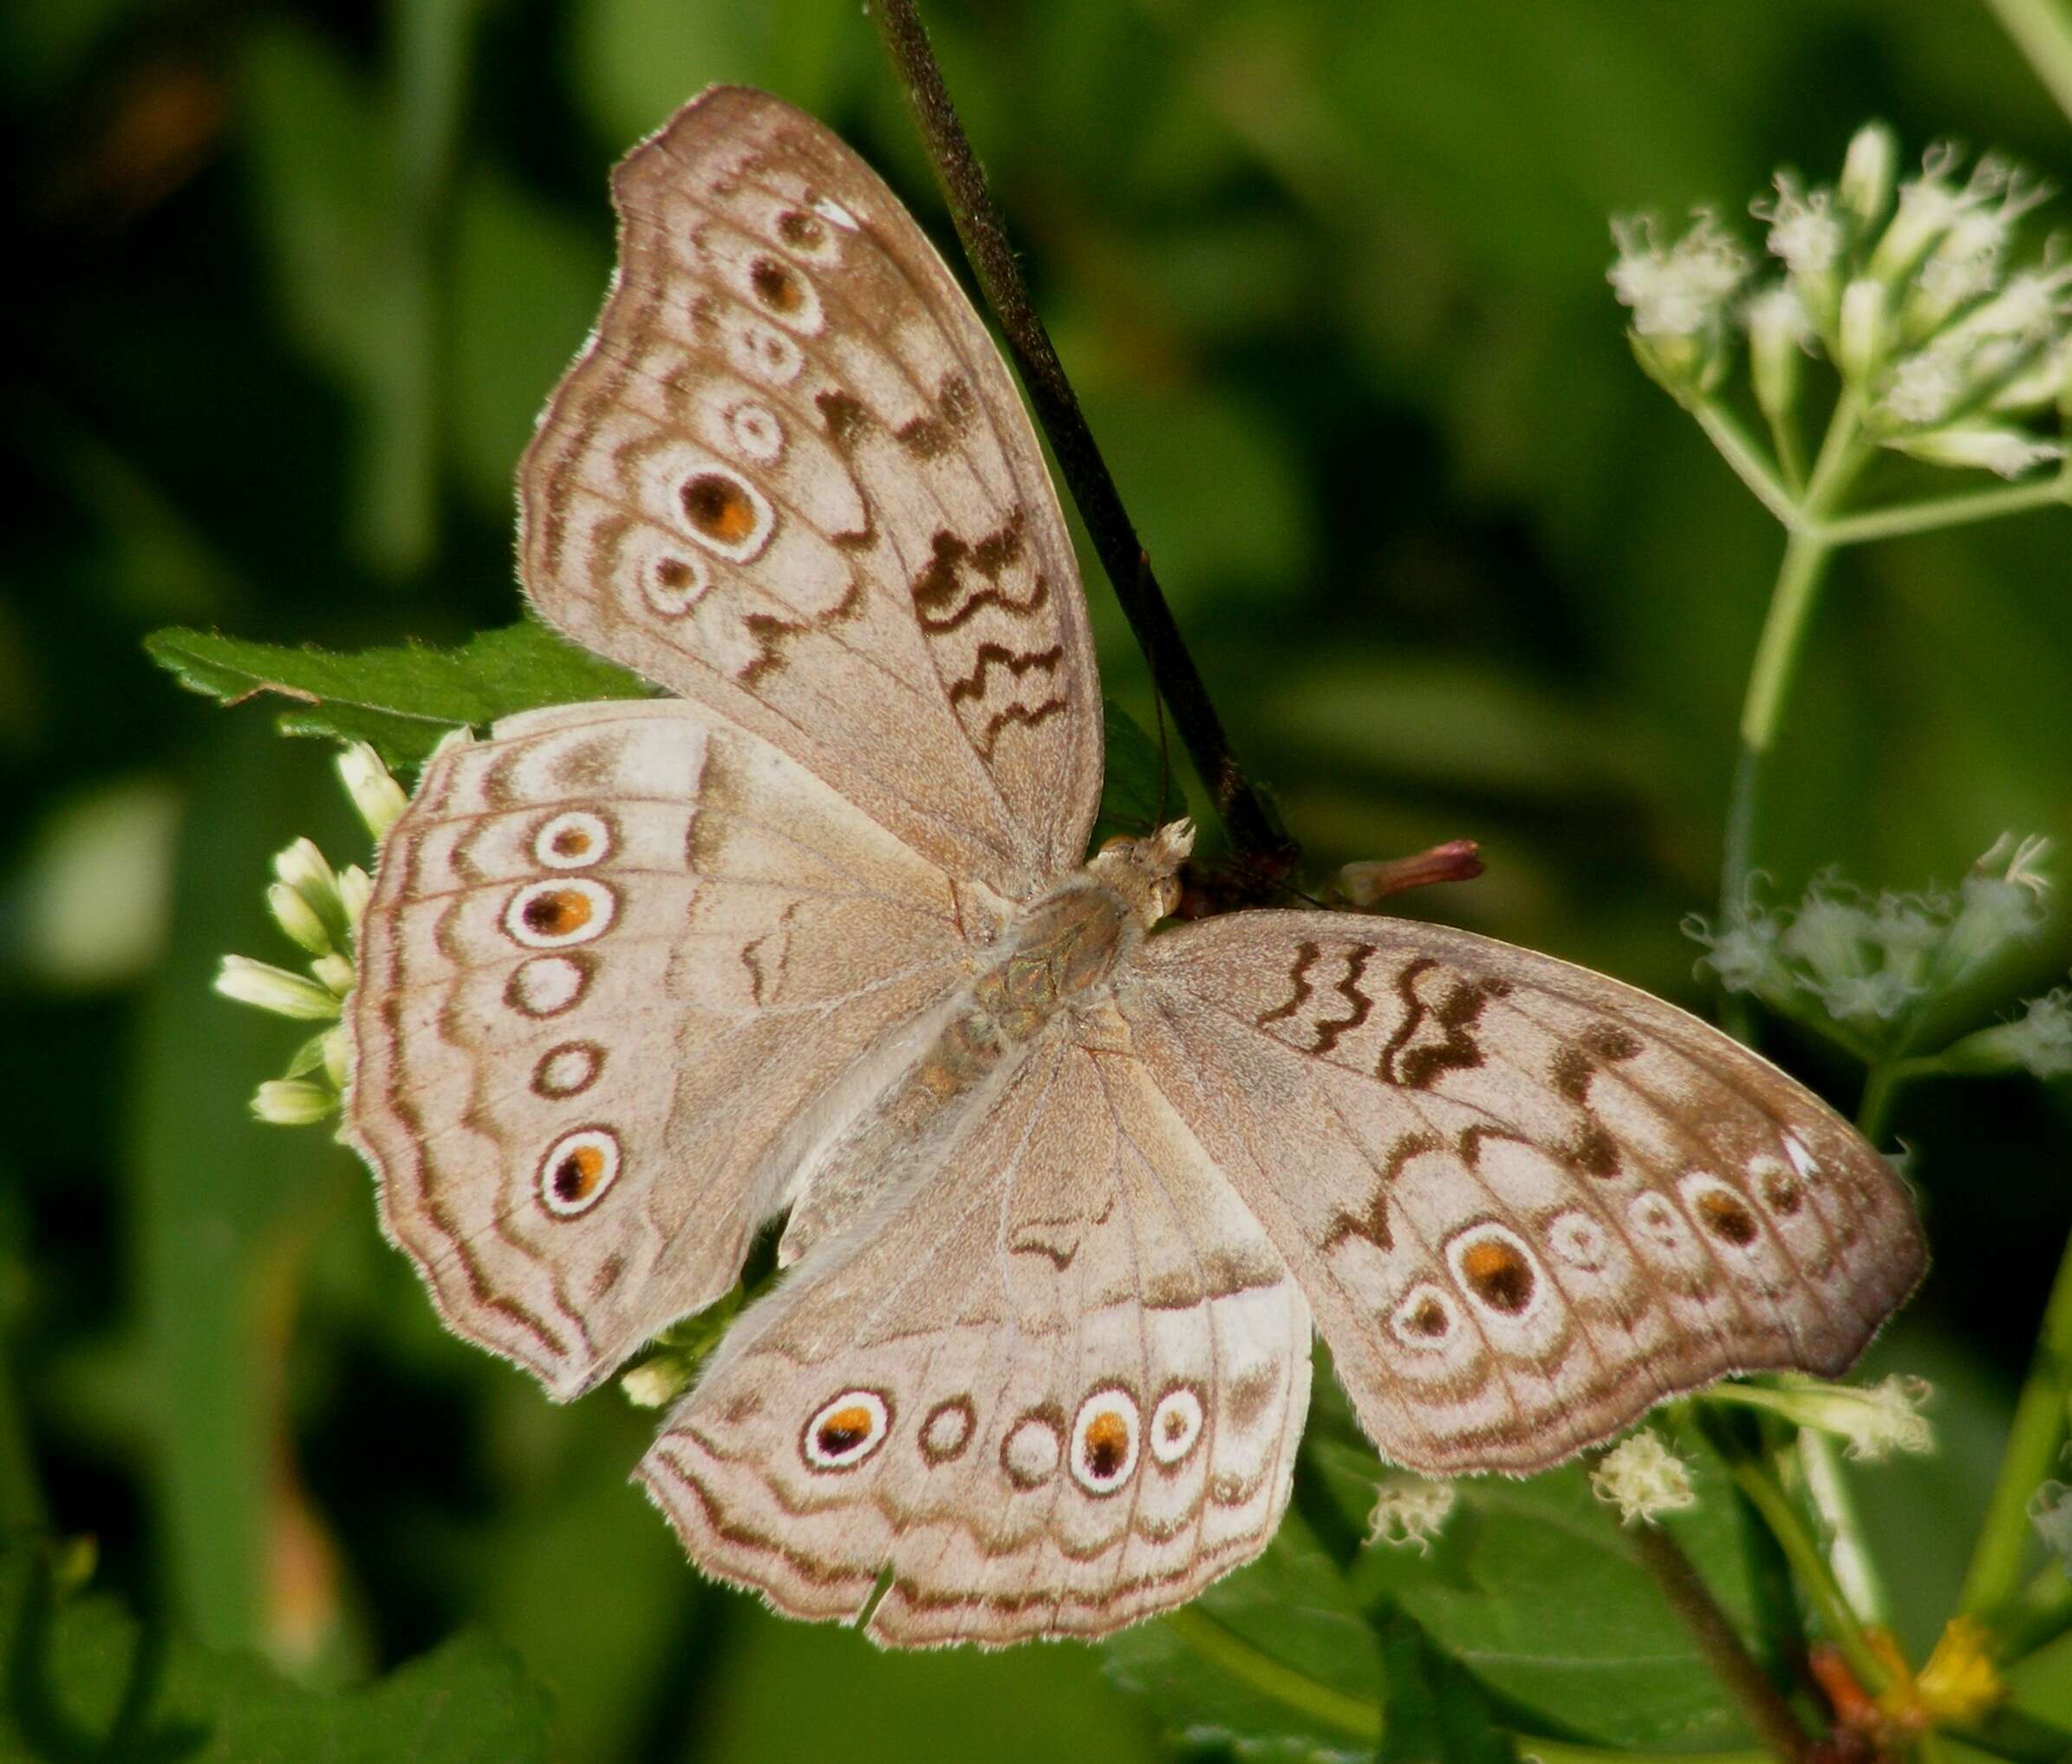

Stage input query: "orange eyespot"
[{"left": 525, "top": 889, "right": 592, "bottom": 936}]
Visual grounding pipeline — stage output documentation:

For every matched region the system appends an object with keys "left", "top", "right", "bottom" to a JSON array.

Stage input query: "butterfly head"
[{"left": 1088, "top": 818, "right": 1196, "bottom": 928}]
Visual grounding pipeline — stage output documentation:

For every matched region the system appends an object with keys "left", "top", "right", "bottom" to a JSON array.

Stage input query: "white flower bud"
[
  {"left": 1368, "top": 1477, "right": 1457, "bottom": 1552},
  {"left": 1838, "top": 277, "right": 1892, "bottom": 380},
  {"left": 1591, "top": 1432, "right": 1696, "bottom": 1526},
  {"left": 336, "top": 864, "right": 373, "bottom": 928},
  {"left": 1945, "top": 988, "right": 2072, "bottom": 1079},
  {"left": 1886, "top": 423, "right": 2065, "bottom": 478},
  {"left": 1684, "top": 908, "right": 1786, "bottom": 998},
  {"left": 217, "top": 954, "right": 341, "bottom": 1020},
  {"left": 337, "top": 743, "right": 408, "bottom": 842},
  {"left": 252, "top": 1079, "right": 337, "bottom": 1126},
  {"left": 621, "top": 1357, "right": 695, "bottom": 1409},
  {"left": 1838, "top": 122, "right": 1899, "bottom": 230},
  {"left": 1879, "top": 340, "right": 1971, "bottom": 428},
  {"left": 1609, "top": 212, "right": 1749, "bottom": 394},
  {"left": 310, "top": 952, "right": 356, "bottom": 998},
  {"left": 1715, "top": 1374, "right": 1934, "bottom": 1461},
  {"left": 1868, "top": 144, "right": 1971, "bottom": 284},
  {"left": 1747, "top": 283, "right": 1814, "bottom": 427},
  {"left": 1989, "top": 340, "right": 2071, "bottom": 414},
  {"left": 266, "top": 881, "right": 332, "bottom": 956},
  {"left": 2031, "top": 1481, "right": 2072, "bottom": 1568},
  {"left": 323, "top": 1025, "right": 349, "bottom": 1090}
]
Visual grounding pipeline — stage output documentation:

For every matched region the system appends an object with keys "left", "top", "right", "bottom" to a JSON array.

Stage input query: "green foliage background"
[{"left": 5, "top": 0, "right": 2072, "bottom": 1757}]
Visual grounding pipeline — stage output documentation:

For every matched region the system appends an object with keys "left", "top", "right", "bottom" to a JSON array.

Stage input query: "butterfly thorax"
[{"left": 772, "top": 826, "right": 1192, "bottom": 1266}]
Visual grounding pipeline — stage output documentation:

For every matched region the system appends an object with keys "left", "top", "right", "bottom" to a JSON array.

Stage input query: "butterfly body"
[{"left": 343, "top": 86, "right": 1924, "bottom": 1646}]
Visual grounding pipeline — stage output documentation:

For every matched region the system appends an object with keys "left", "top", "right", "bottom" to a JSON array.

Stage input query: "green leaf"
[
  {"left": 0, "top": 1536, "right": 554, "bottom": 1762},
  {"left": 1101, "top": 1510, "right": 1382, "bottom": 1764},
  {"left": 145, "top": 622, "right": 654, "bottom": 773},
  {"left": 1351, "top": 1442, "right": 1758, "bottom": 1750},
  {"left": 1096, "top": 697, "right": 1189, "bottom": 838},
  {"left": 1376, "top": 1608, "right": 1515, "bottom": 1764},
  {"left": 240, "top": 23, "right": 432, "bottom": 574}
]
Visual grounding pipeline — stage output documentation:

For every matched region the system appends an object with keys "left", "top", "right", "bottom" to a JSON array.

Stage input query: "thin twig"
[
  {"left": 1621, "top": 1519, "right": 1812, "bottom": 1763},
  {"left": 868, "top": 0, "right": 1295, "bottom": 874}
]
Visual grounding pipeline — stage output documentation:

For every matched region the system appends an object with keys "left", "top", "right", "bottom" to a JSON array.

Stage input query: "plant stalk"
[
  {"left": 1960, "top": 1220, "right": 2072, "bottom": 1618},
  {"left": 1624, "top": 1517, "right": 1813, "bottom": 1761},
  {"left": 1704, "top": 1414, "right": 1894, "bottom": 1698},
  {"left": 868, "top": 0, "right": 1294, "bottom": 871},
  {"left": 1715, "top": 394, "right": 1867, "bottom": 974},
  {"left": 1983, "top": 0, "right": 2072, "bottom": 128}
]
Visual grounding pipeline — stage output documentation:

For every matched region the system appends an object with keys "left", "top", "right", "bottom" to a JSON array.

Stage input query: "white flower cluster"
[
  {"left": 1589, "top": 1431, "right": 1696, "bottom": 1525},
  {"left": 1367, "top": 1476, "right": 1457, "bottom": 1551},
  {"left": 213, "top": 743, "right": 404, "bottom": 1124},
  {"left": 1613, "top": 124, "right": 2071, "bottom": 477},
  {"left": 1687, "top": 835, "right": 2052, "bottom": 1050}
]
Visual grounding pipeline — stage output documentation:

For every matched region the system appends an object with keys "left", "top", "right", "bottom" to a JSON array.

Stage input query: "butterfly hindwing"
[
  {"left": 641, "top": 1031, "right": 1312, "bottom": 1645},
  {"left": 346, "top": 700, "right": 976, "bottom": 1398}
]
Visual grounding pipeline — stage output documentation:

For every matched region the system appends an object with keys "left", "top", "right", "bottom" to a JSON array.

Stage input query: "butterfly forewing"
[
  {"left": 1123, "top": 913, "right": 1926, "bottom": 1474},
  {"left": 518, "top": 86, "right": 1103, "bottom": 897}
]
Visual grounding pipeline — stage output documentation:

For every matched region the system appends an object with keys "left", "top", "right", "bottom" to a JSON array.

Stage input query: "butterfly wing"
[
  {"left": 642, "top": 1028, "right": 1312, "bottom": 1645},
  {"left": 1120, "top": 911, "right": 1925, "bottom": 1475},
  {"left": 519, "top": 86, "right": 1102, "bottom": 897},
  {"left": 344, "top": 700, "right": 982, "bottom": 1399}
]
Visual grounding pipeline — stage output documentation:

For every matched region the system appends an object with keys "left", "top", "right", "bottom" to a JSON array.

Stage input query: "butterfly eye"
[{"left": 1098, "top": 834, "right": 1132, "bottom": 854}]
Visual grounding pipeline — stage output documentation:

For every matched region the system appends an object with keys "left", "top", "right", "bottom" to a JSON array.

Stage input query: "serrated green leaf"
[
  {"left": 1102, "top": 1510, "right": 1382, "bottom": 1764},
  {"left": 0, "top": 1537, "right": 553, "bottom": 1762},
  {"left": 145, "top": 622, "right": 654, "bottom": 772},
  {"left": 1377, "top": 1608, "right": 1515, "bottom": 1764}
]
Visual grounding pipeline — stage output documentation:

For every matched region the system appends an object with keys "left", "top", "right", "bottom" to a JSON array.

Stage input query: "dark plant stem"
[
  {"left": 1624, "top": 1518, "right": 1812, "bottom": 1762},
  {"left": 868, "top": 0, "right": 1295, "bottom": 873}
]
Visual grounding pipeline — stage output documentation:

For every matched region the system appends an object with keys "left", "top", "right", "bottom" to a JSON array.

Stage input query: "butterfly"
[{"left": 343, "top": 87, "right": 1925, "bottom": 1646}]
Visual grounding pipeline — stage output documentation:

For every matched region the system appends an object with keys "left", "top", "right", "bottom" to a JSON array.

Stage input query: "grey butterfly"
[{"left": 343, "top": 86, "right": 1924, "bottom": 1646}]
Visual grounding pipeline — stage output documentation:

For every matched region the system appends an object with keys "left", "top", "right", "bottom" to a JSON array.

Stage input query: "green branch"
[
  {"left": 1960, "top": 1222, "right": 2072, "bottom": 1618},
  {"left": 1982, "top": 0, "right": 2072, "bottom": 128}
]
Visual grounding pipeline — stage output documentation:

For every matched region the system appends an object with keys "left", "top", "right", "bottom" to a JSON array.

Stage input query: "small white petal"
[
  {"left": 266, "top": 882, "right": 332, "bottom": 956},
  {"left": 216, "top": 954, "right": 341, "bottom": 1020},
  {"left": 252, "top": 1079, "right": 336, "bottom": 1126},
  {"left": 336, "top": 744, "right": 408, "bottom": 842}
]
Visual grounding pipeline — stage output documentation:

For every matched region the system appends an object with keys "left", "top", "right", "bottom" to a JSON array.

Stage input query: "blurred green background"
[{"left": 6, "top": 0, "right": 2072, "bottom": 1757}]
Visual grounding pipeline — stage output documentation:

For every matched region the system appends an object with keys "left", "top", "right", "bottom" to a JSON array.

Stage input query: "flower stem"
[
  {"left": 1797, "top": 1429, "right": 1893, "bottom": 1628},
  {"left": 868, "top": 0, "right": 1295, "bottom": 876},
  {"left": 1717, "top": 393, "right": 1867, "bottom": 975},
  {"left": 1983, "top": 0, "right": 2072, "bottom": 129},
  {"left": 1157, "top": 1606, "right": 1379, "bottom": 1740},
  {"left": 1856, "top": 1055, "right": 1949, "bottom": 1145},
  {"left": 1693, "top": 401, "right": 1805, "bottom": 530},
  {"left": 1959, "top": 1220, "right": 2072, "bottom": 1619},
  {"left": 1622, "top": 1516, "right": 1812, "bottom": 1761},
  {"left": 1821, "top": 477, "right": 2070, "bottom": 547},
  {"left": 1702, "top": 1410, "right": 1894, "bottom": 1697}
]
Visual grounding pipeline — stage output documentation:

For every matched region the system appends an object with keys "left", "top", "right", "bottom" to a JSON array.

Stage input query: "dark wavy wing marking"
[{"left": 518, "top": 85, "right": 1102, "bottom": 895}]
